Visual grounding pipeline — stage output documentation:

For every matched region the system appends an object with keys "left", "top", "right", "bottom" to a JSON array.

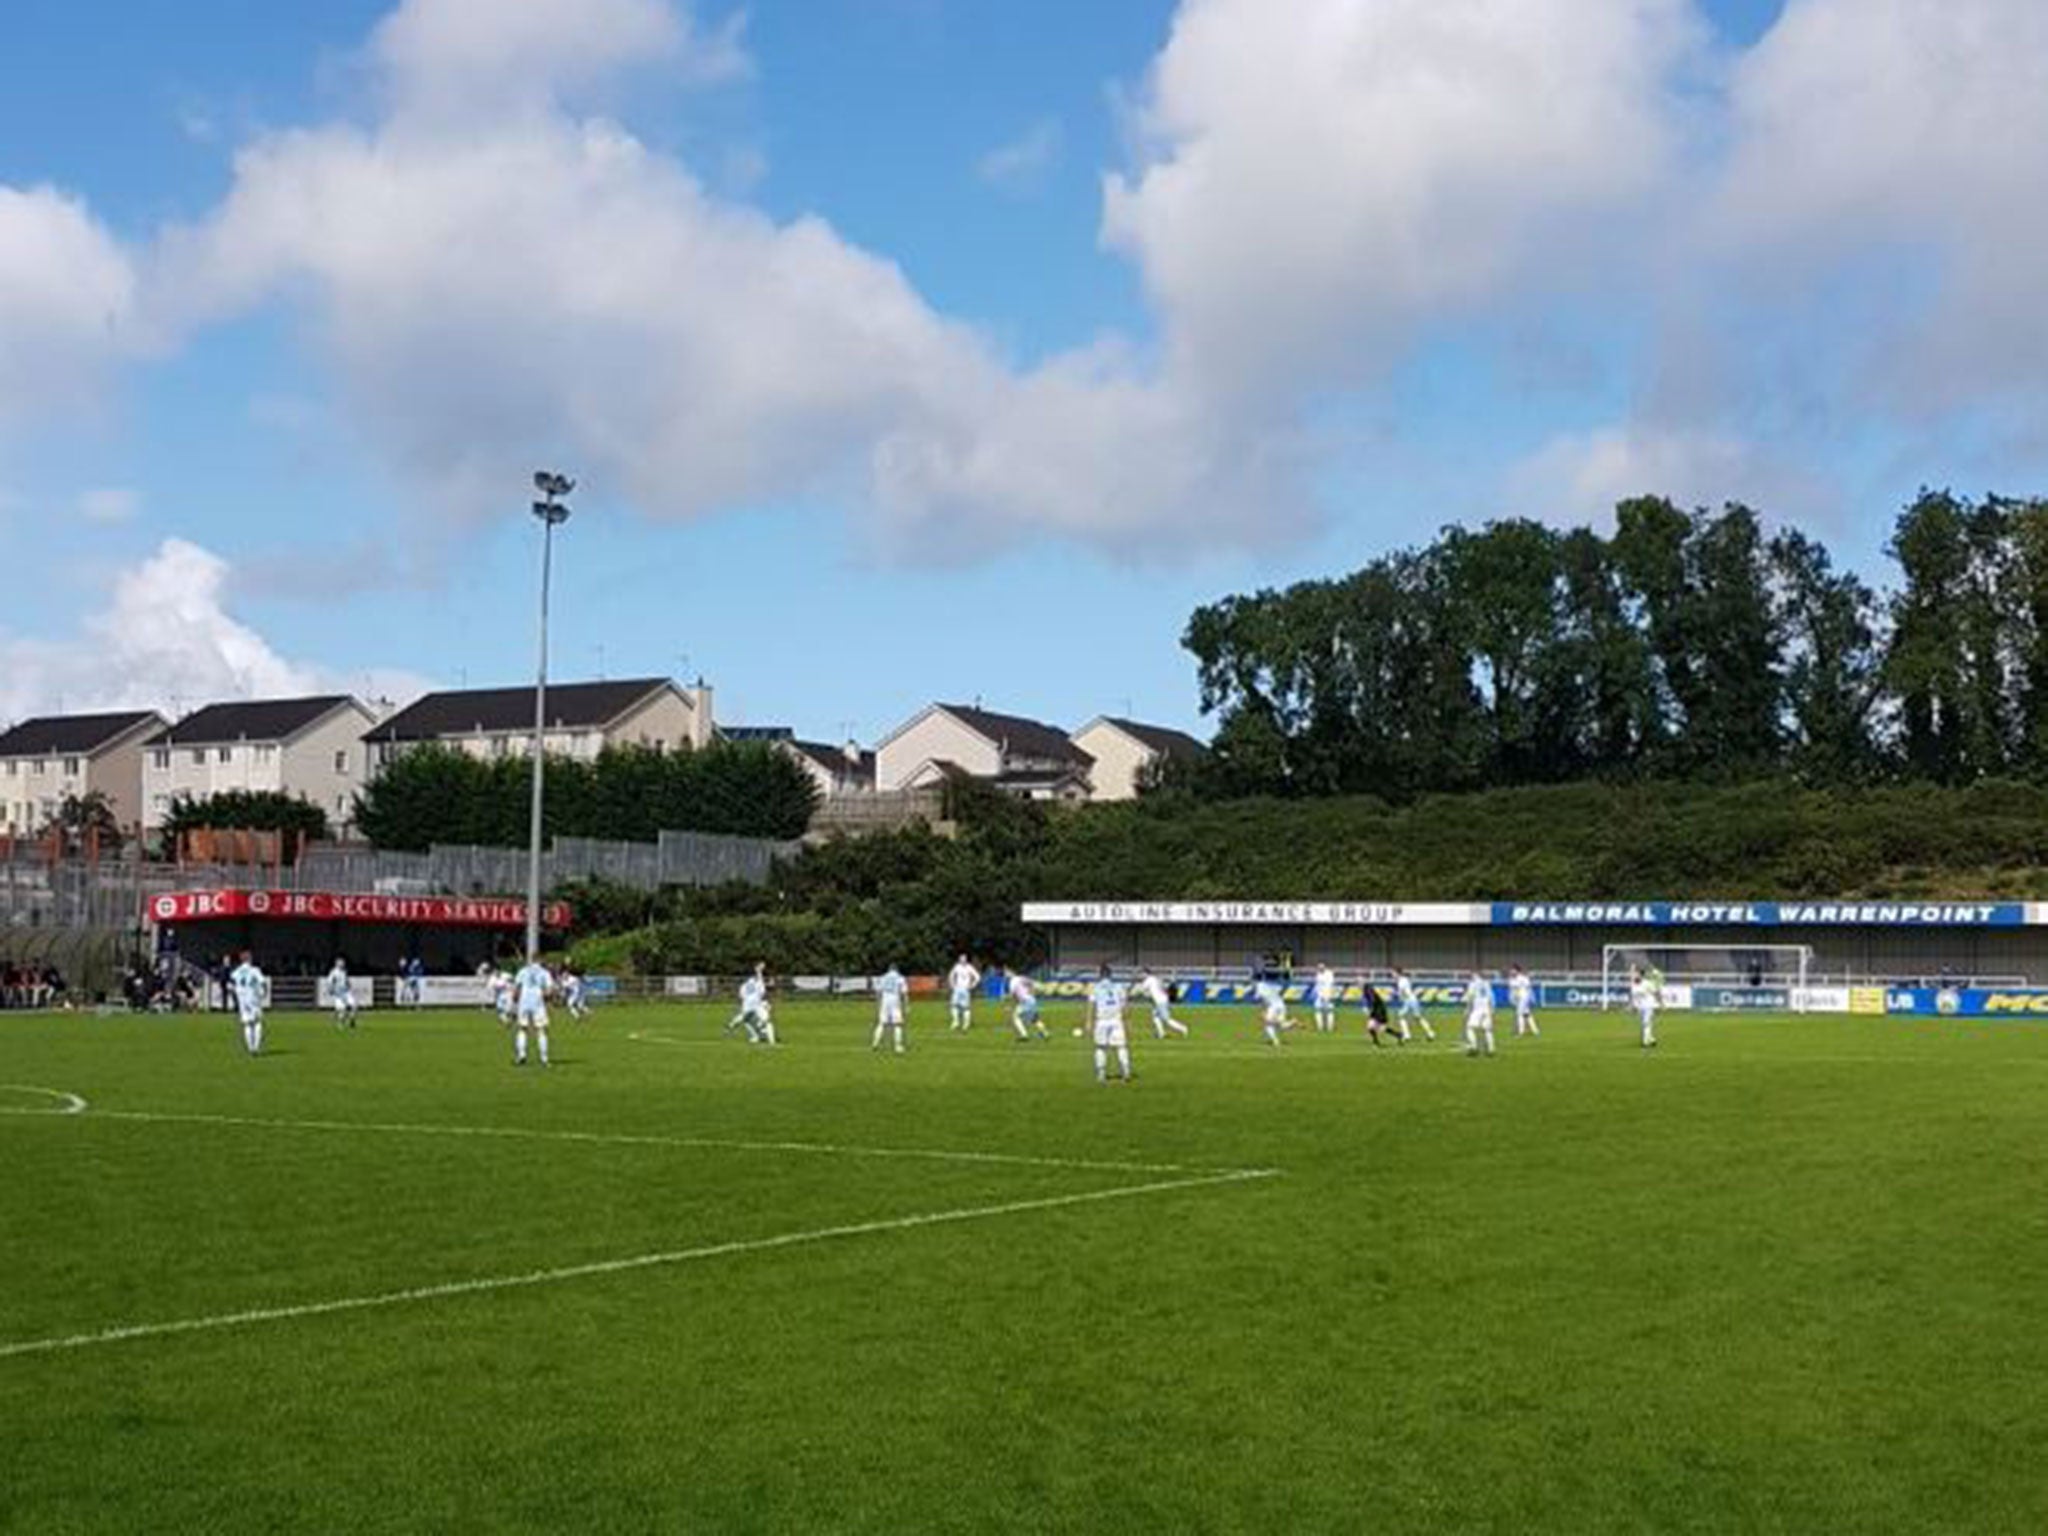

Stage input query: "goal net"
[{"left": 1600, "top": 944, "right": 1814, "bottom": 1010}]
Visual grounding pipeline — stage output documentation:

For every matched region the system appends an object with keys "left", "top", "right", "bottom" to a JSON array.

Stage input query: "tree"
[
  {"left": 1884, "top": 490, "right": 2018, "bottom": 783},
  {"left": 42, "top": 790, "right": 124, "bottom": 855},
  {"left": 353, "top": 741, "right": 820, "bottom": 852},
  {"left": 1771, "top": 529, "right": 1883, "bottom": 782},
  {"left": 161, "top": 790, "right": 331, "bottom": 858}
]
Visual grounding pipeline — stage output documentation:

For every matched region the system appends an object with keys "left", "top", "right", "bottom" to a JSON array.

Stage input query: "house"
[
  {"left": 142, "top": 696, "right": 380, "bottom": 836},
  {"left": 1069, "top": 717, "right": 1208, "bottom": 801},
  {"left": 363, "top": 678, "right": 714, "bottom": 770},
  {"left": 0, "top": 710, "right": 167, "bottom": 837},
  {"left": 875, "top": 704, "right": 1095, "bottom": 802},
  {"left": 783, "top": 739, "right": 877, "bottom": 799}
]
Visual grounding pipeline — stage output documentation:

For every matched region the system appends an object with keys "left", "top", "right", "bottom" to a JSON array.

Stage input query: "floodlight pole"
[{"left": 526, "top": 471, "right": 574, "bottom": 963}]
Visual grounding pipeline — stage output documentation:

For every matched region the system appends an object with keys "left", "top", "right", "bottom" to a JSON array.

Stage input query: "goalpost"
[{"left": 1599, "top": 944, "right": 1815, "bottom": 1010}]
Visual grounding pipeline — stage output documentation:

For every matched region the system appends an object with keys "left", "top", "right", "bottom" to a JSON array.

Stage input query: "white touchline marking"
[
  {"left": 58, "top": 1108, "right": 1218, "bottom": 1178},
  {"left": 0, "top": 1086, "right": 87, "bottom": 1116},
  {"left": 0, "top": 1166, "right": 1278, "bottom": 1361}
]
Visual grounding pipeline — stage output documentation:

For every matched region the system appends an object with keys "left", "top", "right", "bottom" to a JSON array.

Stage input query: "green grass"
[{"left": 3, "top": 1000, "right": 2047, "bottom": 1534}]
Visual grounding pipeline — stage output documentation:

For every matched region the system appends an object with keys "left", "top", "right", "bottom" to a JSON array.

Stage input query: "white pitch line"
[
  {"left": 0, "top": 1166, "right": 1278, "bottom": 1361},
  {"left": 0, "top": 1085, "right": 87, "bottom": 1116},
  {"left": 54, "top": 1108, "right": 1216, "bottom": 1178}
]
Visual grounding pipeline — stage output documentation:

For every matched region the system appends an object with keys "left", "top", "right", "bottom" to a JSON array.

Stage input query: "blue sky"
[{"left": 4, "top": 0, "right": 2046, "bottom": 740}]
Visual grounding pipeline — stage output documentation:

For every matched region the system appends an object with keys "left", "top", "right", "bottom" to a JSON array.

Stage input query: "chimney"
[{"left": 687, "top": 678, "right": 715, "bottom": 748}]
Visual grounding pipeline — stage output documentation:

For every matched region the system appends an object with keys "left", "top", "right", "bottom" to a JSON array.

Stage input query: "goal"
[{"left": 1599, "top": 944, "right": 1815, "bottom": 1010}]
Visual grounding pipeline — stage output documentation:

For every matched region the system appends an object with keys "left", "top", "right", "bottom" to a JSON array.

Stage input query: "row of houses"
[{"left": 0, "top": 683, "right": 1202, "bottom": 840}]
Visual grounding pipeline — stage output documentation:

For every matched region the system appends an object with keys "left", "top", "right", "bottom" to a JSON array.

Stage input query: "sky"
[{"left": 3, "top": 0, "right": 2046, "bottom": 742}]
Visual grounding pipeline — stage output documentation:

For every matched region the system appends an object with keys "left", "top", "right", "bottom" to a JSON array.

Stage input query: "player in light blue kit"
[
  {"left": 1256, "top": 973, "right": 1291, "bottom": 1048},
  {"left": 873, "top": 964, "right": 909, "bottom": 1053},
  {"left": 1088, "top": 964, "right": 1133, "bottom": 1083},
  {"left": 1008, "top": 971, "right": 1048, "bottom": 1041},
  {"left": 324, "top": 958, "right": 359, "bottom": 1030},
  {"left": 1312, "top": 964, "right": 1340, "bottom": 1033},
  {"left": 512, "top": 957, "right": 554, "bottom": 1067},
  {"left": 230, "top": 950, "right": 269, "bottom": 1056},
  {"left": 947, "top": 955, "right": 982, "bottom": 1032}
]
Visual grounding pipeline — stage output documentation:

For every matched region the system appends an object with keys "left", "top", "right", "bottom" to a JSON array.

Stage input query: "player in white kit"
[
  {"left": 1509, "top": 965, "right": 1539, "bottom": 1038},
  {"left": 511, "top": 958, "right": 554, "bottom": 1066},
  {"left": 1256, "top": 974, "right": 1291, "bottom": 1047},
  {"left": 1312, "top": 965, "right": 1340, "bottom": 1033},
  {"left": 561, "top": 967, "right": 589, "bottom": 1021},
  {"left": 490, "top": 967, "right": 515, "bottom": 1027},
  {"left": 1391, "top": 967, "right": 1434, "bottom": 1041},
  {"left": 1008, "top": 971, "right": 1048, "bottom": 1041},
  {"left": 1136, "top": 969, "right": 1189, "bottom": 1039},
  {"left": 324, "top": 959, "right": 359, "bottom": 1030},
  {"left": 230, "top": 950, "right": 269, "bottom": 1056},
  {"left": 728, "top": 963, "right": 776, "bottom": 1045},
  {"left": 947, "top": 955, "right": 982, "bottom": 1032},
  {"left": 1631, "top": 967, "right": 1660, "bottom": 1048},
  {"left": 1463, "top": 970, "right": 1497, "bottom": 1057},
  {"left": 1088, "top": 964, "right": 1133, "bottom": 1083},
  {"left": 873, "top": 965, "right": 909, "bottom": 1053}
]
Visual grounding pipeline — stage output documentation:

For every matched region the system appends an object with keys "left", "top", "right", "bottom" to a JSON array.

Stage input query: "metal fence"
[{"left": 299, "top": 830, "right": 795, "bottom": 896}]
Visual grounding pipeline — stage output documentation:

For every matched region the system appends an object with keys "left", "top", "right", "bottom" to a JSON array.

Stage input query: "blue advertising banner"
[
  {"left": 1491, "top": 901, "right": 2025, "bottom": 927},
  {"left": 1885, "top": 987, "right": 2048, "bottom": 1017}
]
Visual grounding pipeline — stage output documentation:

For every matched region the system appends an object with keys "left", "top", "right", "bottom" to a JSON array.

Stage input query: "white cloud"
[
  {"left": 1505, "top": 425, "right": 1836, "bottom": 527},
  {"left": 977, "top": 118, "right": 1062, "bottom": 194},
  {"left": 0, "top": 540, "right": 316, "bottom": 719},
  {"left": 0, "top": 184, "right": 137, "bottom": 429},
  {"left": 77, "top": 487, "right": 141, "bottom": 524},
  {"left": 1714, "top": 0, "right": 2048, "bottom": 421},
  {"left": 370, "top": 0, "right": 749, "bottom": 118},
  {"left": 1102, "top": 0, "right": 1702, "bottom": 400},
  {"left": 0, "top": 539, "right": 427, "bottom": 721},
  {"left": 145, "top": 0, "right": 1303, "bottom": 554}
]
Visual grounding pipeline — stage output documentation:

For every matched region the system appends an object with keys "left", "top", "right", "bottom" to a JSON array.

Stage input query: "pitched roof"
[
  {"left": 153, "top": 697, "right": 361, "bottom": 746},
  {"left": 937, "top": 704, "right": 1093, "bottom": 767},
  {"left": 789, "top": 740, "right": 876, "bottom": 781},
  {"left": 1096, "top": 716, "right": 1208, "bottom": 762},
  {"left": 364, "top": 678, "right": 678, "bottom": 742},
  {"left": 0, "top": 710, "right": 164, "bottom": 758}
]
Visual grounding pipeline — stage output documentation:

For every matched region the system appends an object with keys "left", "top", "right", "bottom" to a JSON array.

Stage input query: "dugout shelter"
[{"left": 147, "top": 889, "right": 572, "bottom": 980}]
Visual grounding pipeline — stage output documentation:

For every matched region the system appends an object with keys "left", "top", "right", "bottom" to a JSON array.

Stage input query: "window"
[
  {"left": 256, "top": 744, "right": 276, "bottom": 764},
  {"left": 30, "top": 760, "right": 45, "bottom": 776},
  {"left": 190, "top": 750, "right": 205, "bottom": 768},
  {"left": 491, "top": 737, "right": 509, "bottom": 759},
  {"left": 217, "top": 746, "right": 233, "bottom": 764},
  {"left": 2, "top": 762, "right": 14, "bottom": 777},
  {"left": 334, "top": 750, "right": 349, "bottom": 774},
  {"left": 150, "top": 750, "right": 169, "bottom": 771},
  {"left": 63, "top": 757, "right": 81, "bottom": 776}
]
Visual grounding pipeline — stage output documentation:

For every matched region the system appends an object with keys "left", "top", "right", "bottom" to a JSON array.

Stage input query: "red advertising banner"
[{"left": 146, "top": 890, "right": 571, "bottom": 929}]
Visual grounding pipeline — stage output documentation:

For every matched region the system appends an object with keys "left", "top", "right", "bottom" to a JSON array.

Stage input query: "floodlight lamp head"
[
  {"left": 533, "top": 470, "right": 575, "bottom": 498},
  {"left": 531, "top": 500, "right": 572, "bottom": 525}
]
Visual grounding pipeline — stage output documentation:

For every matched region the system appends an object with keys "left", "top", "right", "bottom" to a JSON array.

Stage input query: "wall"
[
  {"left": 144, "top": 740, "right": 285, "bottom": 830},
  {"left": 280, "top": 705, "right": 378, "bottom": 834},
  {"left": 89, "top": 728, "right": 154, "bottom": 833},
  {"left": 608, "top": 688, "right": 698, "bottom": 753},
  {"left": 0, "top": 756, "right": 87, "bottom": 835},
  {"left": 876, "top": 710, "right": 999, "bottom": 790},
  {"left": 1071, "top": 723, "right": 1151, "bottom": 802}
]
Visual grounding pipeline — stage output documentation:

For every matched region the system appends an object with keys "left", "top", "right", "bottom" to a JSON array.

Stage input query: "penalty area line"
[{"left": 0, "top": 1166, "right": 1278, "bottom": 1361}]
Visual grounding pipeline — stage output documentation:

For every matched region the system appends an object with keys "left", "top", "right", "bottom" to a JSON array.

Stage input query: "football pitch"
[{"left": 4, "top": 1001, "right": 2046, "bottom": 1533}]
